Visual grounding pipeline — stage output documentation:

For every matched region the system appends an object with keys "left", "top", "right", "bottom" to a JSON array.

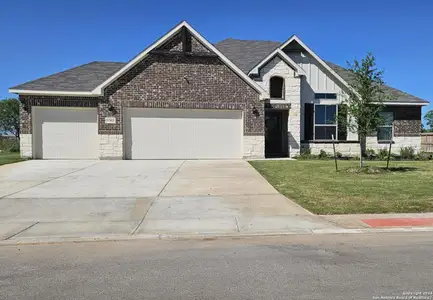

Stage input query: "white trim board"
[
  {"left": 8, "top": 90, "right": 100, "bottom": 97},
  {"left": 381, "top": 102, "right": 428, "bottom": 106}
]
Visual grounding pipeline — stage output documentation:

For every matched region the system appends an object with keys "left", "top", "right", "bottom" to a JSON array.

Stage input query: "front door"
[{"left": 265, "top": 110, "right": 288, "bottom": 158}]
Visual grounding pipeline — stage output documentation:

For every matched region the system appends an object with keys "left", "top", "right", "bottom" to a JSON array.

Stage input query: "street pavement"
[{"left": 1, "top": 232, "right": 432, "bottom": 299}]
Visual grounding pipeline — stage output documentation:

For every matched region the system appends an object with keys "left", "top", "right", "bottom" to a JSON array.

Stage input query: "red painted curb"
[{"left": 362, "top": 218, "right": 433, "bottom": 227}]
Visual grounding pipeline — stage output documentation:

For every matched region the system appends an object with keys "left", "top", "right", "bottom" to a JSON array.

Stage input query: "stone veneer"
[
  {"left": 243, "top": 136, "right": 265, "bottom": 158},
  {"left": 253, "top": 55, "right": 301, "bottom": 157},
  {"left": 99, "top": 135, "right": 123, "bottom": 159},
  {"left": 303, "top": 136, "right": 422, "bottom": 156},
  {"left": 367, "top": 136, "right": 422, "bottom": 154},
  {"left": 19, "top": 134, "right": 32, "bottom": 158}
]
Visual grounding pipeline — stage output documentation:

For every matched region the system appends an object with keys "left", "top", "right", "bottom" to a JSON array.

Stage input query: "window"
[
  {"left": 270, "top": 76, "right": 285, "bottom": 99},
  {"left": 377, "top": 111, "right": 393, "bottom": 141},
  {"left": 314, "top": 104, "right": 337, "bottom": 140},
  {"left": 315, "top": 93, "right": 337, "bottom": 99}
]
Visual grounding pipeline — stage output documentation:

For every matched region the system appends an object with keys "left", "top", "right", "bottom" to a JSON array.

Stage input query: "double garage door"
[
  {"left": 33, "top": 107, "right": 243, "bottom": 159},
  {"left": 124, "top": 108, "right": 243, "bottom": 159}
]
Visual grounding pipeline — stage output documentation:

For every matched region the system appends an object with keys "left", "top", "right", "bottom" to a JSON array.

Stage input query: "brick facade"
[
  {"left": 19, "top": 95, "right": 99, "bottom": 134},
  {"left": 392, "top": 106, "right": 422, "bottom": 136},
  {"left": 19, "top": 30, "right": 264, "bottom": 159},
  {"left": 103, "top": 54, "right": 263, "bottom": 136},
  {"left": 16, "top": 26, "right": 424, "bottom": 160}
]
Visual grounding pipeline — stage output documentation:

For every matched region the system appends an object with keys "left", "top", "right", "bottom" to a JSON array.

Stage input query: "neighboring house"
[{"left": 9, "top": 21, "right": 428, "bottom": 160}]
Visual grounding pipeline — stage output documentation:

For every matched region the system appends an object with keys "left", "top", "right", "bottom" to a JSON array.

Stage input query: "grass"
[
  {"left": 249, "top": 160, "right": 433, "bottom": 215},
  {"left": 0, "top": 152, "right": 25, "bottom": 166}
]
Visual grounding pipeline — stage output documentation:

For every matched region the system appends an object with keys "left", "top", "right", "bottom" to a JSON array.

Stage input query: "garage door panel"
[
  {"left": 33, "top": 107, "right": 98, "bottom": 159},
  {"left": 125, "top": 108, "right": 243, "bottom": 159}
]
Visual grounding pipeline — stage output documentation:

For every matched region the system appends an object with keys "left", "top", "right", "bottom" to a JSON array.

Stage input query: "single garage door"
[
  {"left": 33, "top": 107, "right": 98, "bottom": 159},
  {"left": 124, "top": 108, "right": 243, "bottom": 159}
]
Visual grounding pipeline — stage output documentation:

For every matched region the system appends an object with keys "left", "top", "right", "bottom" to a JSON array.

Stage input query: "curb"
[{"left": 1, "top": 226, "right": 433, "bottom": 246}]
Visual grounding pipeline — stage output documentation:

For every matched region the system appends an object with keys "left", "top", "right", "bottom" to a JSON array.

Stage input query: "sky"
[{"left": 1, "top": 0, "right": 432, "bottom": 120}]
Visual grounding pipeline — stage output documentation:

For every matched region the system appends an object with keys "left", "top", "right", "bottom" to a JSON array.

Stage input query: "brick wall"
[
  {"left": 19, "top": 95, "right": 100, "bottom": 134},
  {"left": 159, "top": 32, "right": 183, "bottom": 52},
  {"left": 393, "top": 106, "right": 421, "bottom": 136},
  {"left": 104, "top": 54, "right": 263, "bottom": 135}
]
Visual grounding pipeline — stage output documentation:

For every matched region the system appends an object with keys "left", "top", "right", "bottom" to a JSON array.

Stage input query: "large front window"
[
  {"left": 314, "top": 104, "right": 337, "bottom": 140},
  {"left": 377, "top": 111, "right": 393, "bottom": 141}
]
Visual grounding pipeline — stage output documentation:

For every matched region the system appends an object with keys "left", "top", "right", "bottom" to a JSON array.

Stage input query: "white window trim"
[{"left": 314, "top": 104, "right": 338, "bottom": 141}]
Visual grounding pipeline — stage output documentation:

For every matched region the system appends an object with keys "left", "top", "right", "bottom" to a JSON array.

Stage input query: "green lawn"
[
  {"left": 249, "top": 160, "right": 433, "bottom": 215},
  {"left": 0, "top": 152, "right": 24, "bottom": 166}
]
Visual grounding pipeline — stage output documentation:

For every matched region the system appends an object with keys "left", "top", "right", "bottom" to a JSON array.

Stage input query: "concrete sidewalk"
[
  {"left": 4, "top": 211, "right": 433, "bottom": 244},
  {"left": 0, "top": 196, "right": 338, "bottom": 242}
]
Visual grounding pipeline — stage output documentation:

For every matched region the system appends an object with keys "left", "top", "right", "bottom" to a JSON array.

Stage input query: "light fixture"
[
  {"left": 108, "top": 104, "right": 117, "bottom": 115},
  {"left": 252, "top": 106, "right": 260, "bottom": 117}
]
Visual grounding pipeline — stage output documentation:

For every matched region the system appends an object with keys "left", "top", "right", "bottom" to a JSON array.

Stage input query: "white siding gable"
[{"left": 286, "top": 51, "right": 348, "bottom": 104}]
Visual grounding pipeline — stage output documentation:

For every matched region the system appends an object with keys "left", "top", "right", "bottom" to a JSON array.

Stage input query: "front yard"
[
  {"left": 249, "top": 160, "right": 433, "bottom": 215},
  {"left": 0, "top": 152, "right": 24, "bottom": 166}
]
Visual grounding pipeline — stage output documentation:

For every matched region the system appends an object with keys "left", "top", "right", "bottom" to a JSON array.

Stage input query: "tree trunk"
[{"left": 359, "top": 135, "right": 366, "bottom": 168}]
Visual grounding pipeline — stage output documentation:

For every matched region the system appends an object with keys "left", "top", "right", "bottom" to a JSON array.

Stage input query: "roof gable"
[
  {"left": 279, "top": 35, "right": 353, "bottom": 93},
  {"left": 10, "top": 22, "right": 269, "bottom": 99},
  {"left": 248, "top": 49, "right": 306, "bottom": 77},
  {"left": 93, "top": 21, "right": 269, "bottom": 99}
]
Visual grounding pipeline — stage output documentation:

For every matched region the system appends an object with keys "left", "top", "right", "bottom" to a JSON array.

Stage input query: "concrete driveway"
[{"left": 0, "top": 160, "right": 335, "bottom": 241}]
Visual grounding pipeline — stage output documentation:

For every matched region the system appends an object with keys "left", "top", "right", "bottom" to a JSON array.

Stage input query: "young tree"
[
  {"left": 0, "top": 98, "right": 20, "bottom": 139},
  {"left": 340, "top": 53, "right": 390, "bottom": 168},
  {"left": 424, "top": 110, "right": 433, "bottom": 132}
]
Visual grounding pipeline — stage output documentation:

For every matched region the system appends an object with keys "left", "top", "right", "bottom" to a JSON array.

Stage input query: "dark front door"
[{"left": 265, "top": 110, "right": 288, "bottom": 158}]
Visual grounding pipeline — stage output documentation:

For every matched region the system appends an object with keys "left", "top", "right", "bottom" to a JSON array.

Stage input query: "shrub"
[
  {"left": 377, "top": 148, "right": 389, "bottom": 160},
  {"left": 365, "top": 148, "right": 376, "bottom": 160},
  {"left": 296, "top": 148, "right": 313, "bottom": 160},
  {"left": 318, "top": 149, "right": 329, "bottom": 159},
  {"left": 400, "top": 147, "right": 415, "bottom": 160},
  {"left": 300, "top": 147, "right": 311, "bottom": 156},
  {"left": 335, "top": 151, "right": 343, "bottom": 159},
  {"left": 416, "top": 152, "right": 432, "bottom": 161}
]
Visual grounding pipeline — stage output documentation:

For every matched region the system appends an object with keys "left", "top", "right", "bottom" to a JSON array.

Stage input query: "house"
[{"left": 9, "top": 21, "right": 428, "bottom": 160}]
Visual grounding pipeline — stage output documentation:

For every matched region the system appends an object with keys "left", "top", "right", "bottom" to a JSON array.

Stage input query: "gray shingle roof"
[
  {"left": 10, "top": 39, "right": 428, "bottom": 104},
  {"left": 214, "top": 38, "right": 427, "bottom": 104},
  {"left": 10, "top": 61, "right": 126, "bottom": 92},
  {"left": 325, "top": 61, "right": 428, "bottom": 104},
  {"left": 214, "top": 38, "right": 280, "bottom": 74}
]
